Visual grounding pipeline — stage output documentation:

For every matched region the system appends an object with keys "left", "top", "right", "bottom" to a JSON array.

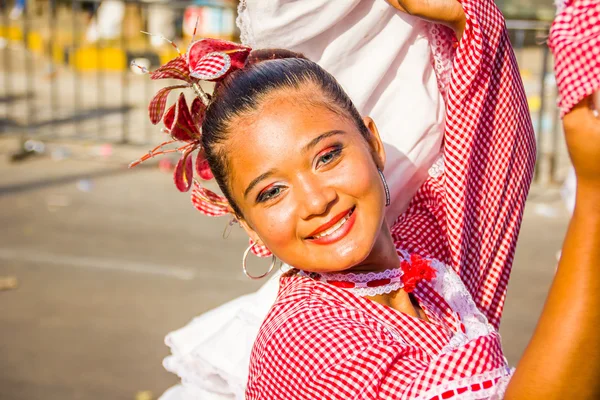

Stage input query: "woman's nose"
[{"left": 297, "top": 175, "right": 337, "bottom": 220}]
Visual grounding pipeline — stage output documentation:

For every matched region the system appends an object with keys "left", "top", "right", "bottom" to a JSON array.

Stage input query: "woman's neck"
[{"left": 345, "top": 219, "right": 400, "bottom": 273}]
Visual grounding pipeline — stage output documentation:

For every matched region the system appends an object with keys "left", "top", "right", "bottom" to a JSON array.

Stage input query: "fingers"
[{"left": 386, "top": 0, "right": 407, "bottom": 13}]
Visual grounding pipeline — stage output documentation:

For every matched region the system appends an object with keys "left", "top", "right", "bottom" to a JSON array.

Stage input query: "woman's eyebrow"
[
  {"left": 244, "top": 169, "right": 276, "bottom": 199},
  {"left": 302, "top": 130, "right": 345, "bottom": 154},
  {"left": 243, "top": 130, "right": 345, "bottom": 199}
]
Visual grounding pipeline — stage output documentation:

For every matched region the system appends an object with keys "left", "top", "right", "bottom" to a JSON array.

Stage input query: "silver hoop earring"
[
  {"left": 242, "top": 243, "right": 277, "bottom": 280},
  {"left": 377, "top": 169, "right": 390, "bottom": 207}
]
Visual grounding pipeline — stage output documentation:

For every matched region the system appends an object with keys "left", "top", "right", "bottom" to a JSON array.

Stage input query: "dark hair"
[{"left": 201, "top": 49, "right": 369, "bottom": 217}]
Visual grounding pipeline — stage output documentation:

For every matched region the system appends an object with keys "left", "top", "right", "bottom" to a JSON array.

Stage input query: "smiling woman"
[
  {"left": 201, "top": 62, "right": 392, "bottom": 273},
  {"left": 128, "top": 0, "right": 600, "bottom": 398}
]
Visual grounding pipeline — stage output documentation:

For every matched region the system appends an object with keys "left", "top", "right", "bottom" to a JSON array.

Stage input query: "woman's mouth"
[{"left": 306, "top": 206, "right": 357, "bottom": 245}]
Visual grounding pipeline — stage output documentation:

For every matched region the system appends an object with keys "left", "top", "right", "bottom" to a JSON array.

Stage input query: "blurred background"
[{"left": 0, "top": 1, "right": 574, "bottom": 399}]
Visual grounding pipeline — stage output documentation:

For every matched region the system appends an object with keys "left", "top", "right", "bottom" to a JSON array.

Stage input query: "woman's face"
[{"left": 225, "top": 87, "right": 389, "bottom": 273}]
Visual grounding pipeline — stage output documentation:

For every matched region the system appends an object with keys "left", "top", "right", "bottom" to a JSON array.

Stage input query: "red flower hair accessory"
[
  {"left": 128, "top": 31, "right": 273, "bottom": 259},
  {"left": 128, "top": 33, "right": 251, "bottom": 214},
  {"left": 400, "top": 254, "right": 437, "bottom": 293}
]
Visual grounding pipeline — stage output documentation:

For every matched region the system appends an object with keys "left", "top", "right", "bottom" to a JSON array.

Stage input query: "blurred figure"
[
  {"left": 9, "top": 0, "right": 25, "bottom": 19},
  {"left": 146, "top": 0, "right": 176, "bottom": 48},
  {"left": 86, "top": 0, "right": 125, "bottom": 42}
]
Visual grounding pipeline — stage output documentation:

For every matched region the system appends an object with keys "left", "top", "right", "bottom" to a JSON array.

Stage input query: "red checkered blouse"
[{"left": 247, "top": 0, "right": 536, "bottom": 397}]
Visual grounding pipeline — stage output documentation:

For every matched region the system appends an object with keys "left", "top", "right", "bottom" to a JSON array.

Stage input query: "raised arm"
[
  {"left": 506, "top": 96, "right": 600, "bottom": 398},
  {"left": 386, "top": 0, "right": 466, "bottom": 40},
  {"left": 389, "top": 0, "right": 536, "bottom": 330}
]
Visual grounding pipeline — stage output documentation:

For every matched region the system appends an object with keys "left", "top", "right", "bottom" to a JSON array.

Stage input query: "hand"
[
  {"left": 387, "top": 0, "right": 466, "bottom": 40},
  {"left": 562, "top": 93, "right": 600, "bottom": 188}
]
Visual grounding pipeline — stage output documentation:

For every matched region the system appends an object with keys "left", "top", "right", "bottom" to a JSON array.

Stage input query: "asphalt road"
[{"left": 0, "top": 140, "right": 570, "bottom": 400}]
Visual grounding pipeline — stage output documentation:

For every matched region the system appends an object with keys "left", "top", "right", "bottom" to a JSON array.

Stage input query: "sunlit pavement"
[{"left": 0, "top": 137, "right": 568, "bottom": 400}]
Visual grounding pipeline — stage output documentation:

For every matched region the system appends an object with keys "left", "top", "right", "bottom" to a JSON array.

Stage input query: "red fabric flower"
[
  {"left": 400, "top": 254, "right": 437, "bottom": 293},
  {"left": 130, "top": 38, "right": 251, "bottom": 216}
]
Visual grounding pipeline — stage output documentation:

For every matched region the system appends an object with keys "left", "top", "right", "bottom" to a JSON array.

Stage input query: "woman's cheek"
[
  {"left": 335, "top": 154, "right": 378, "bottom": 198},
  {"left": 252, "top": 205, "right": 296, "bottom": 251}
]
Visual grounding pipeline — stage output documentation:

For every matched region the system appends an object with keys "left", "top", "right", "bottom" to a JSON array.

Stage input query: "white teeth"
[{"left": 313, "top": 211, "right": 352, "bottom": 239}]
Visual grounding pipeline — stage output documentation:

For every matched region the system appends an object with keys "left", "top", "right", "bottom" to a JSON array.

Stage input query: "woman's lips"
[{"left": 306, "top": 207, "right": 357, "bottom": 245}]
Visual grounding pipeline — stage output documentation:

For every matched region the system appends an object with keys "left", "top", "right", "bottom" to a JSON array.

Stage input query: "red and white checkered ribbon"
[
  {"left": 150, "top": 55, "right": 191, "bottom": 82},
  {"left": 191, "top": 181, "right": 229, "bottom": 217}
]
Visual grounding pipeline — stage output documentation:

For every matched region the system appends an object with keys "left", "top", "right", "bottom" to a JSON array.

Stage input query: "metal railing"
[
  {"left": 0, "top": 1, "right": 565, "bottom": 183},
  {"left": 0, "top": 0, "right": 236, "bottom": 146}
]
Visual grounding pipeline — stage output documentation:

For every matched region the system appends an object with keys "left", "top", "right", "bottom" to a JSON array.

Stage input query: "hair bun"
[{"left": 246, "top": 49, "right": 307, "bottom": 65}]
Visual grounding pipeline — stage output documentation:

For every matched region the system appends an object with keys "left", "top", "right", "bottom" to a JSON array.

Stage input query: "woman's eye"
[
  {"left": 316, "top": 147, "right": 342, "bottom": 168},
  {"left": 257, "top": 186, "right": 284, "bottom": 203}
]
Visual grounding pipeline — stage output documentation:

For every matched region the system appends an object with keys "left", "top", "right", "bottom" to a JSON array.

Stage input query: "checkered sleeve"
[
  {"left": 391, "top": 0, "right": 536, "bottom": 330},
  {"left": 548, "top": 0, "right": 600, "bottom": 117}
]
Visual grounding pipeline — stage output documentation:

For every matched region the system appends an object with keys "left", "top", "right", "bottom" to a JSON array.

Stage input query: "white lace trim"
[
  {"left": 428, "top": 155, "right": 445, "bottom": 178},
  {"left": 236, "top": 0, "right": 255, "bottom": 47},
  {"left": 428, "top": 259, "right": 495, "bottom": 353},
  {"left": 300, "top": 268, "right": 405, "bottom": 297},
  {"left": 427, "top": 23, "right": 456, "bottom": 101},
  {"left": 414, "top": 366, "right": 514, "bottom": 400},
  {"left": 302, "top": 250, "right": 494, "bottom": 348},
  {"left": 315, "top": 267, "right": 403, "bottom": 283},
  {"left": 345, "top": 282, "right": 405, "bottom": 298},
  {"left": 399, "top": 249, "right": 495, "bottom": 353}
]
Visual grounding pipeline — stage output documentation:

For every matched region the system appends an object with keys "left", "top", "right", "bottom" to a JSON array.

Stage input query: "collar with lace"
[{"left": 299, "top": 254, "right": 436, "bottom": 297}]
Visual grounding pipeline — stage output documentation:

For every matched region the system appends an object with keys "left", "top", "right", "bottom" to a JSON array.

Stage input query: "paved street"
[{"left": 0, "top": 137, "right": 570, "bottom": 400}]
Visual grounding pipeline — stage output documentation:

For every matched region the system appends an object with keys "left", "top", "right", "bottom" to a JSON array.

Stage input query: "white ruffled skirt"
[{"left": 159, "top": 271, "right": 283, "bottom": 400}]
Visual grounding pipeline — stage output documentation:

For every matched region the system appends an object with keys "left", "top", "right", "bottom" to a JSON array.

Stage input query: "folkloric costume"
[{"left": 131, "top": 0, "right": 536, "bottom": 398}]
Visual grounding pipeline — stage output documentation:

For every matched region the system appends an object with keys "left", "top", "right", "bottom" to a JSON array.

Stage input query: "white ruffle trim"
[
  {"left": 428, "top": 258, "right": 495, "bottom": 352},
  {"left": 396, "top": 249, "right": 495, "bottom": 352},
  {"left": 428, "top": 155, "right": 445, "bottom": 178},
  {"left": 236, "top": 0, "right": 255, "bottom": 47}
]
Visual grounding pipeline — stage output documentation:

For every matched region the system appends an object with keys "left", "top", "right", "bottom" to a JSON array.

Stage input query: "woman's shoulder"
[
  {"left": 251, "top": 273, "right": 405, "bottom": 362},
  {"left": 262, "top": 272, "right": 397, "bottom": 335},
  {"left": 247, "top": 274, "right": 408, "bottom": 399}
]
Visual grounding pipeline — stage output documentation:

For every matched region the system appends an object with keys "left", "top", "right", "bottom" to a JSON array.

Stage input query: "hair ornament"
[
  {"left": 191, "top": 180, "right": 230, "bottom": 216},
  {"left": 129, "top": 33, "right": 251, "bottom": 217},
  {"left": 130, "top": 30, "right": 274, "bottom": 258}
]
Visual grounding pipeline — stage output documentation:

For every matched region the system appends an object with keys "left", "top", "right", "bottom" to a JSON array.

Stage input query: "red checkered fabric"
[
  {"left": 148, "top": 85, "right": 188, "bottom": 125},
  {"left": 247, "top": 258, "right": 511, "bottom": 399},
  {"left": 190, "top": 181, "right": 229, "bottom": 217},
  {"left": 150, "top": 55, "right": 191, "bottom": 82},
  {"left": 246, "top": 0, "right": 535, "bottom": 397},
  {"left": 548, "top": 0, "right": 600, "bottom": 117},
  {"left": 391, "top": 0, "right": 535, "bottom": 331},
  {"left": 189, "top": 52, "right": 231, "bottom": 80},
  {"left": 249, "top": 239, "right": 273, "bottom": 258}
]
